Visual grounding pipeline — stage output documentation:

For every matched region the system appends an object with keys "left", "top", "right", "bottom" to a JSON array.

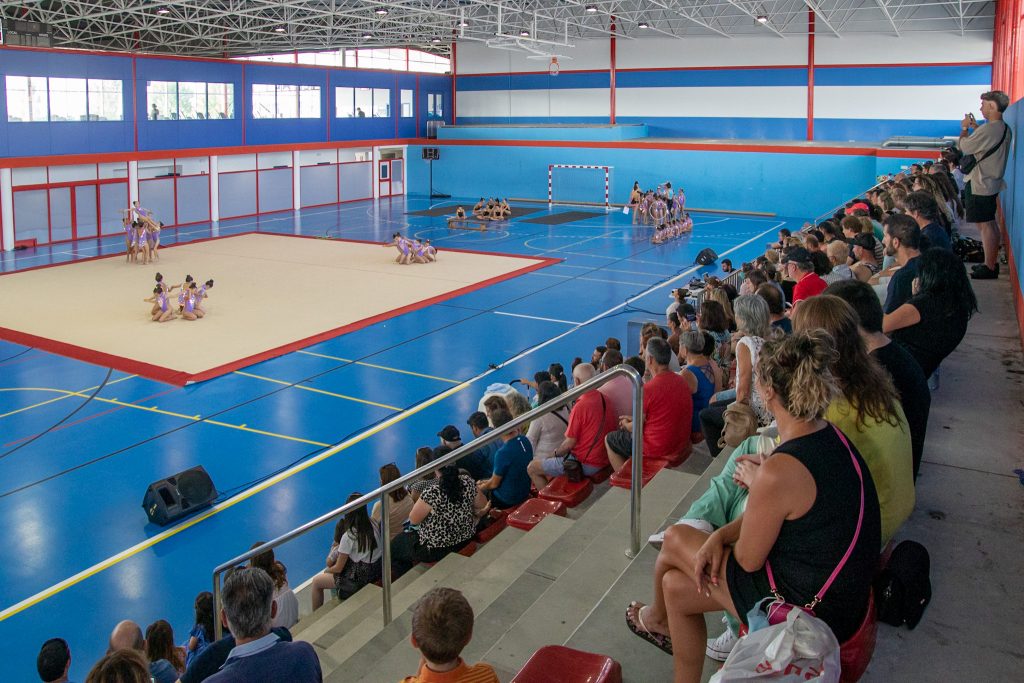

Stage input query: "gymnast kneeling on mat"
[{"left": 145, "top": 286, "right": 176, "bottom": 323}]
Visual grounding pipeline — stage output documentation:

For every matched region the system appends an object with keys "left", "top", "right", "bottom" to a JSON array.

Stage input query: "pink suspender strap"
[{"left": 766, "top": 424, "right": 865, "bottom": 610}]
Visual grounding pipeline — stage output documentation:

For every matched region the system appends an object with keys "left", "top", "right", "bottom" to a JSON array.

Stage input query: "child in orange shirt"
[{"left": 401, "top": 587, "right": 498, "bottom": 683}]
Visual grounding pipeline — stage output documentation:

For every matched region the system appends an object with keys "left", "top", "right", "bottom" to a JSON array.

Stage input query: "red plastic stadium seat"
[
  {"left": 660, "top": 442, "right": 693, "bottom": 467},
  {"left": 539, "top": 476, "right": 593, "bottom": 508},
  {"left": 511, "top": 645, "right": 622, "bottom": 683},
  {"left": 507, "top": 498, "right": 567, "bottom": 531},
  {"left": 588, "top": 465, "right": 614, "bottom": 484},
  {"left": 475, "top": 508, "right": 510, "bottom": 544},
  {"left": 609, "top": 457, "right": 668, "bottom": 489},
  {"left": 457, "top": 540, "right": 479, "bottom": 557},
  {"left": 839, "top": 590, "right": 878, "bottom": 683},
  {"left": 691, "top": 431, "right": 705, "bottom": 444}
]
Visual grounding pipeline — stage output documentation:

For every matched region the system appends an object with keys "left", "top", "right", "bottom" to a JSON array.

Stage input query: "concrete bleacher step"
[
  {"left": 292, "top": 565, "right": 428, "bottom": 644},
  {"left": 328, "top": 514, "right": 575, "bottom": 682},
  {"left": 480, "top": 468, "right": 701, "bottom": 674},
  {"left": 565, "top": 453, "right": 732, "bottom": 683}
]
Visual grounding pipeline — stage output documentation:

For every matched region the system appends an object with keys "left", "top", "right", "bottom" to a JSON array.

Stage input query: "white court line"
[
  {"left": 493, "top": 311, "right": 582, "bottom": 325},
  {"left": 0, "top": 218, "right": 784, "bottom": 622}
]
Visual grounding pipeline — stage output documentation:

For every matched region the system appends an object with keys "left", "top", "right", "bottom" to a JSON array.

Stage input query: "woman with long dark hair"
[
  {"left": 393, "top": 465, "right": 489, "bottom": 573},
  {"left": 310, "top": 492, "right": 382, "bottom": 608},
  {"left": 144, "top": 619, "right": 185, "bottom": 676},
  {"left": 371, "top": 462, "right": 415, "bottom": 540},
  {"left": 884, "top": 247, "right": 978, "bottom": 378},
  {"left": 793, "top": 295, "right": 914, "bottom": 545}
]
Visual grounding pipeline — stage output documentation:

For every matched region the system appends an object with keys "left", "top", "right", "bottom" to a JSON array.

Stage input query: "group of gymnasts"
[
  {"left": 144, "top": 272, "right": 215, "bottom": 322},
  {"left": 628, "top": 180, "right": 694, "bottom": 243},
  {"left": 122, "top": 201, "right": 163, "bottom": 265},
  {"left": 456, "top": 197, "right": 511, "bottom": 221},
  {"left": 388, "top": 233, "right": 437, "bottom": 265}
]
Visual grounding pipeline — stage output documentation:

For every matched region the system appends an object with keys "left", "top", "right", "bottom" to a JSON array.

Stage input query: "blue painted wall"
[
  {"left": 405, "top": 143, "right": 927, "bottom": 219},
  {"left": 999, "top": 100, "right": 1023, "bottom": 321},
  {"left": 0, "top": 47, "right": 452, "bottom": 157}
]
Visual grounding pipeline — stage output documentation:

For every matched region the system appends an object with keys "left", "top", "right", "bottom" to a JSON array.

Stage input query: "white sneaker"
[
  {"left": 706, "top": 616, "right": 738, "bottom": 661},
  {"left": 647, "top": 530, "right": 666, "bottom": 549}
]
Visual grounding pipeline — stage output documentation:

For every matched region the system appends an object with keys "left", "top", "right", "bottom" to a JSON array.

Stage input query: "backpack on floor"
[
  {"left": 874, "top": 540, "right": 932, "bottom": 629},
  {"left": 953, "top": 236, "right": 985, "bottom": 263}
]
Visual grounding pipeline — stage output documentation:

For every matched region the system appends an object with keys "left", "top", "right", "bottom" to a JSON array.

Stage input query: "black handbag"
[{"left": 959, "top": 123, "right": 1008, "bottom": 174}]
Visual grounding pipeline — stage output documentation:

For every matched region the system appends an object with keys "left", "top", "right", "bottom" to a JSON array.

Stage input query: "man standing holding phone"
[{"left": 958, "top": 91, "right": 1012, "bottom": 280}]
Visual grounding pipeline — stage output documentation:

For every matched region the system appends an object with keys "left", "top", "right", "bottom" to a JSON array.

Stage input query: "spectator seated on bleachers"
[
  {"left": 678, "top": 331, "right": 722, "bottom": 443},
  {"left": 883, "top": 247, "right": 978, "bottom": 379},
  {"left": 625, "top": 331, "right": 881, "bottom": 683},
  {"left": 410, "top": 446, "right": 440, "bottom": 501},
  {"left": 107, "top": 620, "right": 176, "bottom": 683},
  {"left": 435, "top": 425, "right": 488, "bottom": 481},
  {"left": 823, "top": 240, "right": 854, "bottom": 284},
  {"left": 825, "top": 279, "right": 930, "bottom": 480},
  {"left": 371, "top": 463, "right": 417, "bottom": 540},
  {"left": 185, "top": 591, "right": 215, "bottom": 671},
  {"left": 605, "top": 337, "right": 692, "bottom": 470},
  {"left": 248, "top": 544, "right": 299, "bottom": 630},
  {"left": 524, "top": 381, "right": 570, "bottom": 463},
  {"left": 310, "top": 493, "right": 383, "bottom": 609},
  {"left": 401, "top": 587, "right": 499, "bottom": 683},
  {"left": 527, "top": 367, "right": 618, "bottom": 491},
  {"left": 754, "top": 283, "right": 791, "bottom": 335},
  {"left": 877, "top": 214, "right": 923, "bottom": 314},
  {"left": 699, "top": 296, "right": 772, "bottom": 458},
  {"left": 86, "top": 649, "right": 151, "bottom": 683},
  {"left": 477, "top": 409, "right": 534, "bottom": 510},
  {"left": 850, "top": 233, "right": 882, "bottom": 283},
  {"left": 465, "top": 411, "right": 499, "bottom": 473},
  {"left": 36, "top": 637, "right": 72, "bottom": 683},
  {"left": 180, "top": 619, "right": 293, "bottom": 682},
  {"left": 792, "top": 296, "right": 914, "bottom": 545},
  {"left": 594, "top": 349, "right": 631, "bottom": 417},
  {"left": 782, "top": 247, "right": 827, "bottom": 308},
  {"left": 204, "top": 568, "right": 322, "bottom": 682},
  {"left": 144, "top": 620, "right": 185, "bottom": 679},
  {"left": 393, "top": 466, "right": 489, "bottom": 572}
]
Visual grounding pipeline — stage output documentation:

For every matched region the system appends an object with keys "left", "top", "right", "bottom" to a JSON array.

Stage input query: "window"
[
  {"left": 400, "top": 89, "right": 413, "bottom": 117},
  {"left": 427, "top": 93, "right": 444, "bottom": 118},
  {"left": 408, "top": 50, "right": 451, "bottom": 74},
  {"left": 48, "top": 77, "right": 87, "bottom": 121},
  {"left": 335, "top": 87, "right": 355, "bottom": 118},
  {"left": 357, "top": 48, "right": 407, "bottom": 71},
  {"left": 207, "top": 82, "right": 234, "bottom": 119},
  {"left": 252, "top": 83, "right": 321, "bottom": 119},
  {"left": 147, "top": 81, "right": 234, "bottom": 120},
  {"left": 354, "top": 88, "right": 372, "bottom": 118},
  {"left": 88, "top": 79, "right": 123, "bottom": 121},
  {"left": 372, "top": 88, "right": 390, "bottom": 117},
  {"left": 6, "top": 75, "right": 125, "bottom": 122}
]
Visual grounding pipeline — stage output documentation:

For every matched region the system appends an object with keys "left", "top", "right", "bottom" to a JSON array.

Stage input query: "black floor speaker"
[
  {"left": 142, "top": 465, "right": 217, "bottom": 526},
  {"left": 695, "top": 248, "right": 719, "bottom": 266}
]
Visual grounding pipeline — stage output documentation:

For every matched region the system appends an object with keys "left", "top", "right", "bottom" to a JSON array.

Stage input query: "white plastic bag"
[{"left": 709, "top": 609, "right": 841, "bottom": 682}]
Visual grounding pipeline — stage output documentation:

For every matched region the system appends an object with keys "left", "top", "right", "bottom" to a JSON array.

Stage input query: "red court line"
[{"left": 0, "top": 234, "right": 561, "bottom": 386}]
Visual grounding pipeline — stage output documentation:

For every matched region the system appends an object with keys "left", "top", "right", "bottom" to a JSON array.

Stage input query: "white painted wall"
[
  {"left": 814, "top": 85, "right": 987, "bottom": 120},
  {"left": 617, "top": 35, "right": 808, "bottom": 69},
  {"left": 616, "top": 86, "right": 807, "bottom": 118},
  {"left": 457, "top": 39, "right": 609, "bottom": 74},
  {"left": 814, "top": 32, "right": 992, "bottom": 65}
]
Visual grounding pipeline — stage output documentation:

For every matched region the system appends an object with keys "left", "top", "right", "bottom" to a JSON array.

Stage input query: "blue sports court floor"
[{"left": 0, "top": 196, "right": 802, "bottom": 681}]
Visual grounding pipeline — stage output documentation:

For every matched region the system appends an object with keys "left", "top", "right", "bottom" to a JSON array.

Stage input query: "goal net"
[{"left": 548, "top": 165, "right": 612, "bottom": 209}]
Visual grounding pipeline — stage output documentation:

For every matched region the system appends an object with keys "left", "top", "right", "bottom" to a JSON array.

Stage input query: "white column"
[
  {"left": 128, "top": 161, "right": 139, "bottom": 208},
  {"left": 292, "top": 150, "right": 302, "bottom": 211},
  {"left": 400, "top": 145, "right": 408, "bottom": 196},
  {"left": 372, "top": 146, "right": 380, "bottom": 200},
  {"left": 1, "top": 168, "right": 14, "bottom": 251},
  {"left": 209, "top": 156, "right": 220, "bottom": 224}
]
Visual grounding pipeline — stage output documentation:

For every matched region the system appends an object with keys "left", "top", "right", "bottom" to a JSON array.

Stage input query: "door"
[
  {"left": 391, "top": 159, "right": 404, "bottom": 195},
  {"left": 49, "top": 187, "right": 73, "bottom": 242},
  {"left": 378, "top": 160, "right": 392, "bottom": 198},
  {"left": 73, "top": 185, "right": 99, "bottom": 239}
]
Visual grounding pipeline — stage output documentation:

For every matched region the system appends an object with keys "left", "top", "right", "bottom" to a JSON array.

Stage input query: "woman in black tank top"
[{"left": 625, "top": 331, "right": 881, "bottom": 683}]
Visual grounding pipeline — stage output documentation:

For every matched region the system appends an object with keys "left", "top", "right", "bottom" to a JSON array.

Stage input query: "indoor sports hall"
[{"left": 0, "top": 3, "right": 1022, "bottom": 682}]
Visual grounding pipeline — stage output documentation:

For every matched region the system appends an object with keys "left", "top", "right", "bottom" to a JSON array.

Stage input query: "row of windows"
[
  {"left": 5, "top": 77, "right": 444, "bottom": 123},
  {"left": 5, "top": 76, "right": 123, "bottom": 122},
  {"left": 147, "top": 81, "right": 235, "bottom": 120},
  {"left": 234, "top": 48, "right": 450, "bottom": 74}
]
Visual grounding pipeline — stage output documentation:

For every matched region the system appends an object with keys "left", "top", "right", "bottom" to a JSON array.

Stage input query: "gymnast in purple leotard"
[
  {"left": 193, "top": 279, "right": 214, "bottom": 318},
  {"left": 389, "top": 232, "right": 412, "bottom": 264},
  {"left": 411, "top": 239, "right": 429, "bottom": 264},
  {"left": 181, "top": 283, "right": 199, "bottom": 321},
  {"left": 424, "top": 239, "right": 437, "bottom": 262},
  {"left": 177, "top": 275, "right": 194, "bottom": 311},
  {"left": 145, "top": 286, "right": 176, "bottom": 322}
]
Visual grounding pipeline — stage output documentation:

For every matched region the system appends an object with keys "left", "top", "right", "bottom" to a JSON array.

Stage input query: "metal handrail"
[{"left": 212, "top": 363, "right": 644, "bottom": 638}]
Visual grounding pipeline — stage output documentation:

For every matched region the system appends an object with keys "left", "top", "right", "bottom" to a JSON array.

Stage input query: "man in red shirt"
[
  {"left": 527, "top": 365, "right": 618, "bottom": 489},
  {"left": 604, "top": 337, "right": 692, "bottom": 470},
  {"left": 784, "top": 246, "right": 827, "bottom": 309}
]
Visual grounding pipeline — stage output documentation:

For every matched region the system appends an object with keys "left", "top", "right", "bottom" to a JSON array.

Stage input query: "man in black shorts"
[{"left": 959, "top": 91, "right": 1011, "bottom": 279}]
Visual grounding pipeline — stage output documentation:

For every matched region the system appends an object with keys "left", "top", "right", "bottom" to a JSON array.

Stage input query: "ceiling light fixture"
[
  {"left": 431, "top": 36, "right": 442, "bottom": 44},
  {"left": 756, "top": 15, "right": 768, "bottom": 24},
  {"left": 638, "top": 20, "right": 650, "bottom": 29},
  {"left": 375, "top": 8, "right": 389, "bottom": 16},
  {"left": 519, "top": 29, "right": 530, "bottom": 37},
  {"left": 156, "top": 7, "right": 170, "bottom": 15},
  {"left": 585, "top": 4, "right": 598, "bottom": 12},
  {"left": 361, "top": 32, "right": 372, "bottom": 39},
  {"left": 458, "top": 19, "right": 469, "bottom": 28},
  {"left": 274, "top": 26, "right": 286, "bottom": 33}
]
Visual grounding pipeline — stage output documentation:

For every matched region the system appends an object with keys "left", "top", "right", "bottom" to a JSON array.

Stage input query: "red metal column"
[
  {"left": 609, "top": 17, "right": 617, "bottom": 125},
  {"left": 806, "top": 9, "right": 815, "bottom": 141}
]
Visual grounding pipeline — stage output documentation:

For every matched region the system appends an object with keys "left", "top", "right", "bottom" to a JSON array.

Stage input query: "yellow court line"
[
  {"left": 297, "top": 350, "right": 461, "bottom": 384},
  {"left": 0, "top": 380, "right": 470, "bottom": 623},
  {"left": 233, "top": 371, "right": 402, "bottom": 411},
  {"left": 0, "top": 375, "right": 138, "bottom": 420},
  {"left": 0, "top": 385, "right": 328, "bottom": 448}
]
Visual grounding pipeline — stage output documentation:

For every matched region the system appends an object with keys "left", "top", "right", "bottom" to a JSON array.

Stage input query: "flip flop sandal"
[{"left": 625, "top": 601, "right": 673, "bottom": 655}]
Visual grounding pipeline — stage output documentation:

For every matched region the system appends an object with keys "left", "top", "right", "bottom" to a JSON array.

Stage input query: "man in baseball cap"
[{"left": 782, "top": 246, "right": 827, "bottom": 307}]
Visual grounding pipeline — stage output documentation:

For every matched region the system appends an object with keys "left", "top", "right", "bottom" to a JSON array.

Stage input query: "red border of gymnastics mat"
[{"left": 0, "top": 232, "right": 561, "bottom": 386}]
